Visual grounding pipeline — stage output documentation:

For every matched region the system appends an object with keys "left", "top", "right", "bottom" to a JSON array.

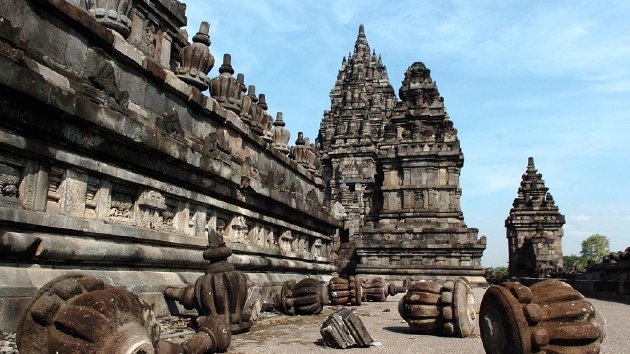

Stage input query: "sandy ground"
[
  {"left": 227, "top": 288, "right": 630, "bottom": 354},
  {"left": 2, "top": 288, "right": 629, "bottom": 353}
]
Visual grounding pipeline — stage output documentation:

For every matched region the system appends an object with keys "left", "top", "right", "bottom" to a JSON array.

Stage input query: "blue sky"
[{"left": 184, "top": 1, "right": 630, "bottom": 267}]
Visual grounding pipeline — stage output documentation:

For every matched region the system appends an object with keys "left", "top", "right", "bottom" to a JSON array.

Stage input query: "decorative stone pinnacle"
[
  {"left": 527, "top": 157, "right": 537, "bottom": 172},
  {"left": 219, "top": 54, "right": 234, "bottom": 75},
  {"left": 248, "top": 85, "right": 258, "bottom": 103},
  {"left": 272, "top": 112, "right": 290, "bottom": 154},
  {"left": 258, "top": 94, "right": 268, "bottom": 110},
  {"left": 358, "top": 24, "right": 365, "bottom": 37},
  {"left": 296, "top": 132, "right": 305, "bottom": 145},
  {"left": 86, "top": 0, "right": 132, "bottom": 38},
  {"left": 210, "top": 53, "right": 242, "bottom": 113},
  {"left": 274, "top": 112, "right": 286, "bottom": 127},
  {"left": 176, "top": 21, "right": 215, "bottom": 91},
  {"left": 193, "top": 21, "right": 211, "bottom": 46},
  {"left": 237, "top": 73, "right": 247, "bottom": 93}
]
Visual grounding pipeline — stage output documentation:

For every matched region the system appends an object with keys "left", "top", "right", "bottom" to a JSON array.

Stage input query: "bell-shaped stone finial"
[
  {"left": 290, "top": 132, "right": 317, "bottom": 171},
  {"left": 257, "top": 94, "right": 273, "bottom": 142},
  {"left": 246, "top": 86, "right": 265, "bottom": 135},
  {"left": 271, "top": 112, "right": 290, "bottom": 154},
  {"left": 176, "top": 21, "right": 215, "bottom": 91},
  {"left": 247, "top": 85, "right": 258, "bottom": 103},
  {"left": 257, "top": 94, "right": 268, "bottom": 110},
  {"left": 210, "top": 54, "right": 243, "bottom": 114},
  {"left": 237, "top": 73, "right": 247, "bottom": 94},
  {"left": 87, "top": 0, "right": 133, "bottom": 38}
]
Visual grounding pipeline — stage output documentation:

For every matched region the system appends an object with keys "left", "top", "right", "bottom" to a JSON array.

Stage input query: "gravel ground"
[{"left": 2, "top": 288, "right": 629, "bottom": 353}]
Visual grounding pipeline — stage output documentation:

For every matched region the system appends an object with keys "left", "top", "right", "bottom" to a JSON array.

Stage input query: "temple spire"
[{"left": 354, "top": 24, "right": 369, "bottom": 52}]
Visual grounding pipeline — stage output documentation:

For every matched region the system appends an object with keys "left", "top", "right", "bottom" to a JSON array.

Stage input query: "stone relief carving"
[
  {"left": 110, "top": 192, "right": 133, "bottom": 219},
  {"left": 226, "top": 215, "right": 247, "bottom": 244},
  {"left": 86, "top": 0, "right": 133, "bottom": 38},
  {"left": 84, "top": 177, "right": 100, "bottom": 219},
  {"left": 138, "top": 190, "right": 166, "bottom": 209},
  {"left": 332, "top": 202, "right": 348, "bottom": 220},
  {"left": 46, "top": 167, "right": 64, "bottom": 213},
  {"left": 156, "top": 109, "right": 184, "bottom": 139},
  {"left": 89, "top": 61, "right": 129, "bottom": 108},
  {"left": 0, "top": 163, "right": 20, "bottom": 199},
  {"left": 311, "top": 239, "right": 323, "bottom": 257},
  {"left": 278, "top": 230, "right": 293, "bottom": 252}
]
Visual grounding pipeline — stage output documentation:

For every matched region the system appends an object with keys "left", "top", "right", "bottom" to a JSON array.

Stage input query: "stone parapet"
[{"left": 0, "top": 0, "right": 340, "bottom": 332}]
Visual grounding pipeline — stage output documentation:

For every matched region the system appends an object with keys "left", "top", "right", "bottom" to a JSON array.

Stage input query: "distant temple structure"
[
  {"left": 318, "top": 25, "right": 486, "bottom": 284},
  {"left": 506, "top": 157, "right": 565, "bottom": 277}
]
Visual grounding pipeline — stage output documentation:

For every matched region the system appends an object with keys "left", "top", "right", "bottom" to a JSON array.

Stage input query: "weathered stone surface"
[
  {"left": 176, "top": 22, "right": 214, "bottom": 91},
  {"left": 156, "top": 315, "right": 231, "bottom": 354},
  {"left": 86, "top": 0, "right": 133, "bottom": 38},
  {"left": 398, "top": 278, "right": 476, "bottom": 337},
  {"left": 318, "top": 25, "right": 485, "bottom": 282},
  {"left": 361, "top": 277, "right": 388, "bottom": 302},
  {"left": 280, "top": 278, "right": 326, "bottom": 316},
  {"left": 571, "top": 246, "right": 630, "bottom": 301},
  {"left": 17, "top": 274, "right": 159, "bottom": 353},
  {"left": 16, "top": 273, "right": 231, "bottom": 354},
  {"left": 271, "top": 112, "right": 290, "bottom": 155},
  {"left": 210, "top": 54, "right": 242, "bottom": 114},
  {"left": 164, "top": 229, "right": 252, "bottom": 334},
  {"left": 506, "top": 157, "right": 565, "bottom": 277},
  {"left": 328, "top": 276, "right": 362, "bottom": 306},
  {"left": 480, "top": 280, "right": 606, "bottom": 354},
  {"left": 0, "top": 0, "right": 339, "bottom": 334},
  {"left": 320, "top": 307, "right": 373, "bottom": 349}
]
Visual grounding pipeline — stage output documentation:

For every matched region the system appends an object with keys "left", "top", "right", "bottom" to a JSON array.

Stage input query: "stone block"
[{"left": 320, "top": 307, "right": 373, "bottom": 349}]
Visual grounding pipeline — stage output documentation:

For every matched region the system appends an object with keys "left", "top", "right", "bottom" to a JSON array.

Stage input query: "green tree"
[
  {"left": 580, "top": 234, "right": 610, "bottom": 263},
  {"left": 563, "top": 254, "right": 586, "bottom": 270}
]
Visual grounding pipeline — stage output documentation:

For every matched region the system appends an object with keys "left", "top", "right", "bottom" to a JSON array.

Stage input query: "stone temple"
[
  {"left": 506, "top": 157, "right": 565, "bottom": 277},
  {"left": 0, "top": 0, "right": 487, "bottom": 333},
  {"left": 318, "top": 25, "right": 486, "bottom": 284}
]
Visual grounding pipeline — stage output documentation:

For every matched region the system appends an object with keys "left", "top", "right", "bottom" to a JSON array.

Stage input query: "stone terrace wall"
[{"left": 0, "top": 0, "right": 340, "bottom": 332}]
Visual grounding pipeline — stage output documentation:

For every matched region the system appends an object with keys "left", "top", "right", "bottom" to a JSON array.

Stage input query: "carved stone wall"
[
  {"left": 505, "top": 157, "right": 565, "bottom": 278},
  {"left": 0, "top": 0, "right": 339, "bottom": 332},
  {"left": 318, "top": 26, "right": 486, "bottom": 283}
]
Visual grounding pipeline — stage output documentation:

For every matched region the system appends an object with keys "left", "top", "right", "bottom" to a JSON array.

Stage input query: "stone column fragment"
[
  {"left": 479, "top": 280, "right": 606, "bottom": 354},
  {"left": 328, "top": 276, "right": 362, "bottom": 306},
  {"left": 280, "top": 278, "right": 326, "bottom": 316},
  {"left": 398, "top": 278, "right": 476, "bottom": 337},
  {"left": 320, "top": 307, "right": 373, "bottom": 349}
]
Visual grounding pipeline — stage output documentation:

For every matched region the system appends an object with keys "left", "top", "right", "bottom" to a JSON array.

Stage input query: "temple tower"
[
  {"left": 319, "top": 26, "right": 486, "bottom": 284},
  {"left": 318, "top": 25, "right": 396, "bottom": 236},
  {"left": 506, "top": 157, "right": 566, "bottom": 277}
]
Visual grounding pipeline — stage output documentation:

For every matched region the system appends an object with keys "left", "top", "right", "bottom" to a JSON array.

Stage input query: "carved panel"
[
  {"left": 84, "top": 176, "right": 100, "bottom": 219},
  {"left": 279, "top": 230, "right": 293, "bottom": 252},
  {"left": 0, "top": 161, "right": 21, "bottom": 208},
  {"left": 46, "top": 167, "right": 64, "bottom": 214},
  {"left": 108, "top": 183, "right": 136, "bottom": 226},
  {"left": 226, "top": 215, "right": 247, "bottom": 244}
]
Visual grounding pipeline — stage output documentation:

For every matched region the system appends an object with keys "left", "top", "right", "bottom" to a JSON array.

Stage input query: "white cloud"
[{"left": 569, "top": 215, "right": 592, "bottom": 223}]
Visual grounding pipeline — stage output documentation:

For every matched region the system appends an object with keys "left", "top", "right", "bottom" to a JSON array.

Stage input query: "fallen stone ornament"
[
  {"left": 16, "top": 274, "right": 232, "bottom": 354},
  {"left": 480, "top": 280, "right": 606, "bottom": 354},
  {"left": 280, "top": 278, "right": 326, "bottom": 315},
  {"left": 387, "top": 283, "right": 407, "bottom": 296},
  {"left": 328, "top": 276, "right": 362, "bottom": 306},
  {"left": 164, "top": 229, "right": 253, "bottom": 334},
  {"left": 155, "top": 315, "right": 231, "bottom": 354},
  {"left": 361, "top": 277, "right": 388, "bottom": 302},
  {"left": 320, "top": 307, "right": 373, "bottom": 349},
  {"left": 398, "top": 278, "right": 476, "bottom": 337},
  {"left": 16, "top": 273, "right": 159, "bottom": 353}
]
